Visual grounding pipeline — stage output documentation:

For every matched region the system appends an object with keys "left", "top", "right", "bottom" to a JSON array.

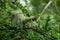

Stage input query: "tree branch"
[
  {"left": 41, "top": 0, "right": 52, "bottom": 14},
  {"left": 0, "top": 23, "right": 57, "bottom": 40}
]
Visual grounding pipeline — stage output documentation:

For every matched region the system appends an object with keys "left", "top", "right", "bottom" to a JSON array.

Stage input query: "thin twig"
[
  {"left": 41, "top": 0, "right": 52, "bottom": 14},
  {"left": 37, "top": 0, "right": 52, "bottom": 21}
]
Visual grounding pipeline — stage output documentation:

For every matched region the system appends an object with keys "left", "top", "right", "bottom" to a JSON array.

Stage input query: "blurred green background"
[{"left": 0, "top": 0, "right": 60, "bottom": 40}]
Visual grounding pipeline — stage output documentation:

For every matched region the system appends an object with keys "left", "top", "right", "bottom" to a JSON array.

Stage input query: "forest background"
[{"left": 0, "top": 0, "right": 60, "bottom": 40}]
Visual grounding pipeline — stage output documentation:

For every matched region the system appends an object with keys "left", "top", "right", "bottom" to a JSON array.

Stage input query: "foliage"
[{"left": 0, "top": 0, "right": 60, "bottom": 40}]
